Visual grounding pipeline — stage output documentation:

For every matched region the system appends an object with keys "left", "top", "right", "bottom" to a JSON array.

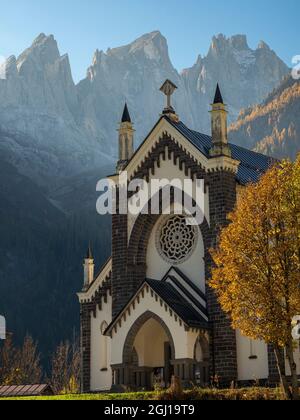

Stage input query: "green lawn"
[
  {"left": 0, "top": 388, "right": 285, "bottom": 400},
  {"left": 1, "top": 392, "right": 155, "bottom": 401}
]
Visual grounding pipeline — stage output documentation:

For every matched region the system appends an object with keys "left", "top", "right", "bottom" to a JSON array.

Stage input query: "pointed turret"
[
  {"left": 83, "top": 243, "right": 95, "bottom": 290},
  {"left": 213, "top": 83, "right": 224, "bottom": 104},
  {"left": 86, "top": 243, "right": 93, "bottom": 259},
  {"left": 121, "top": 103, "right": 131, "bottom": 123},
  {"left": 210, "top": 84, "right": 231, "bottom": 158},
  {"left": 117, "top": 103, "right": 135, "bottom": 172}
]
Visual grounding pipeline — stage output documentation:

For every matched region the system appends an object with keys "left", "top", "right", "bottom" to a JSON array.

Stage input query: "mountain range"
[
  {"left": 0, "top": 31, "right": 289, "bottom": 186},
  {"left": 0, "top": 31, "right": 297, "bottom": 361}
]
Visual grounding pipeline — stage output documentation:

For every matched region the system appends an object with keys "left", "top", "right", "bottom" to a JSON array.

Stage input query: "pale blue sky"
[{"left": 0, "top": 0, "right": 298, "bottom": 82}]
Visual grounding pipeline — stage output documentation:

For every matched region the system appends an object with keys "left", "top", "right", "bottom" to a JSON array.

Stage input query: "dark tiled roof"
[
  {"left": 105, "top": 278, "right": 209, "bottom": 336},
  {"left": 146, "top": 279, "right": 209, "bottom": 330},
  {"left": 0, "top": 384, "right": 53, "bottom": 397},
  {"left": 167, "top": 118, "right": 276, "bottom": 185}
]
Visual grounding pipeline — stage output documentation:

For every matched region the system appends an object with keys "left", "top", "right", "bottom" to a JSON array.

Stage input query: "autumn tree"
[
  {"left": 50, "top": 338, "right": 80, "bottom": 395},
  {"left": 210, "top": 156, "right": 300, "bottom": 400},
  {"left": 0, "top": 334, "right": 42, "bottom": 385}
]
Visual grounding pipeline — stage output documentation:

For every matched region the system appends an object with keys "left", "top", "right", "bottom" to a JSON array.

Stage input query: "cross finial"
[{"left": 160, "top": 79, "right": 177, "bottom": 114}]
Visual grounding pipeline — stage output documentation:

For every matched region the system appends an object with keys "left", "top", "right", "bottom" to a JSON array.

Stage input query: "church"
[{"left": 77, "top": 81, "right": 298, "bottom": 393}]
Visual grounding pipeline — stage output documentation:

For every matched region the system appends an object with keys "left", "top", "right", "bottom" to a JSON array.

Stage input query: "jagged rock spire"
[
  {"left": 121, "top": 103, "right": 131, "bottom": 123},
  {"left": 214, "top": 83, "right": 224, "bottom": 104}
]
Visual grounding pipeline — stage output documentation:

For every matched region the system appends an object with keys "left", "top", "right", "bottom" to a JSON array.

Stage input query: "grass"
[{"left": 1, "top": 388, "right": 285, "bottom": 401}]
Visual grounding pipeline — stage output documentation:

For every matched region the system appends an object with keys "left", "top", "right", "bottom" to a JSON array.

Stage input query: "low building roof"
[{"left": 0, "top": 384, "right": 53, "bottom": 398}]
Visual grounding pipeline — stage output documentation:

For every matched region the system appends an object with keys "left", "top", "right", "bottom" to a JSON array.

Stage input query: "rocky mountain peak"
[
  {"left": 257, "top": 40, "right": 271, "bottom": 50},
  {"left": 17, "top": 33, "right": 60, "bottom": 73},
  {"left": 229, "top": 34, "right": 250, "bottom": 51},
  {"left": 93, "top": 49, "right": 104, "bottom": 65},
  {"left": 104, "top": 31, "right": 169, "bottom": 63},
  {"left": 0, "top": 55, "right": 17, "bottom": 79},
  {"left": 209, "top": 34, "right": 251, "bottom": 55},
  {"left": 210, "top": 33, "right": 227, "bottom": 52},
  {"left": 0, "top": 31, "right": 291, "bottom": 184}
]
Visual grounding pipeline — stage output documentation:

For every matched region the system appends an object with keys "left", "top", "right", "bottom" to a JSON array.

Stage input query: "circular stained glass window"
[{"left": 156, "top": 215, "right": 198, "bottom": 265}]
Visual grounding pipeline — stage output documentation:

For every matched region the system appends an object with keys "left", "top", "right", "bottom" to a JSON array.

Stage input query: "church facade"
[{"left": 77, "top": 81, "right": 299, "bottom": 393}]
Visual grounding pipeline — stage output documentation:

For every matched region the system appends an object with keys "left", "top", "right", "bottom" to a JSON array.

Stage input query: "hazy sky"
[{"left": 0, "top": 0, "right": 298, "bottom": 82}]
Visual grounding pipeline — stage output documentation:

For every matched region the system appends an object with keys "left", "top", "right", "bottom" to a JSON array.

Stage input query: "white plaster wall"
[
  {"left": 90, "top": 295, "right": 113, "bottom": 392},
  {"left": 236, "top": 330, "right": 269, "bottom": 381},
  {"left": 110, "top": 287, "right": 198, "bottom": 366},
  {"left": 146, "top": 215, "right": 205, "bottom": 292}
]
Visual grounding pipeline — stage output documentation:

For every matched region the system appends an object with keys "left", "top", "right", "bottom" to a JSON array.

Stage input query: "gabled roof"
[
  {"left": 166, "top": 117, "right": 276, "bottom": 185},
  {"left": 105, "top": 277, "right": 209, "bottom": 336},
  {"left": 0, "top": 384, "right": 53, "bottom": 398},
  {"left": 146, "top": 279, "right": 208, "bottom": 329}
]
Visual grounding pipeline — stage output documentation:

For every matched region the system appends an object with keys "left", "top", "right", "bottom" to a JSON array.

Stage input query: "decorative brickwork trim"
[{"left": 130, "top": 132, "right": 208, "bottom": 183}]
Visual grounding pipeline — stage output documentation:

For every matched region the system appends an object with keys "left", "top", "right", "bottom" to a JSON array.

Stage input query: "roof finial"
[
  {"left": 213, "top": 83, "right": 224, "bottom": 104},
  {"left": 121, "top": 103, "right": 131, "bottom": 123},
  {"left": 160, "top": 79, "right": 179, "bottom": 121}
]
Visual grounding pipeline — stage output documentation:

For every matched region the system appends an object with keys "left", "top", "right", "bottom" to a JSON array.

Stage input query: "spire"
[
  {"left": 117, "top": 103, "right": 135, "bottom": 171},
  {"left": 83, "top": 242, "right": 95, "bottom": 290},
  {"left": 86, "top": 243, "right": 93, "bottom": 260},
  {"left": 210, "top": 84, "right": 231, "bottom": 158},
  {"left": 213, "top": 83, "right": 224, "bottom": 104},
  {"left": 121, "top": 103, "right": 131, "bottom": 123}
]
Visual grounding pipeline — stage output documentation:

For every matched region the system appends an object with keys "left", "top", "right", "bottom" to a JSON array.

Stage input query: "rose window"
[{"left": 156, "top": 215, "right": 198, "bottom": 264}]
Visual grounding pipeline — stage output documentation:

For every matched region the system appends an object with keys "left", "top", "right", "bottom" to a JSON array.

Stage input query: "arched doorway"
[{"left": 116, "top": 312, "right": 175, "bottom": 390}]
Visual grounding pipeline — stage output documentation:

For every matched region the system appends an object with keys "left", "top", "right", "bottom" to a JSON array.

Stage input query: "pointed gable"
[{"left": 112, "top": 115, "right": 275, "bottom": 186}]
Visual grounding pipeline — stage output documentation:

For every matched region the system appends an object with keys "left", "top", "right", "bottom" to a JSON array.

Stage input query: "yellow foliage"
[
  {"left": 230, "top": 83, "right": 300, "bottom": 132},
  {"left": 210, "top": 155, "right": 300, "bottom": 348}
]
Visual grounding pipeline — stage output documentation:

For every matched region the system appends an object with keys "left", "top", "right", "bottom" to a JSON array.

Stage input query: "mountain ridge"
[
  {"left": 229, "top": 76, "right": 300, "bottom": 159},
  {"left": 0, "top": 31, "right": 289, "bottom": 187}
]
